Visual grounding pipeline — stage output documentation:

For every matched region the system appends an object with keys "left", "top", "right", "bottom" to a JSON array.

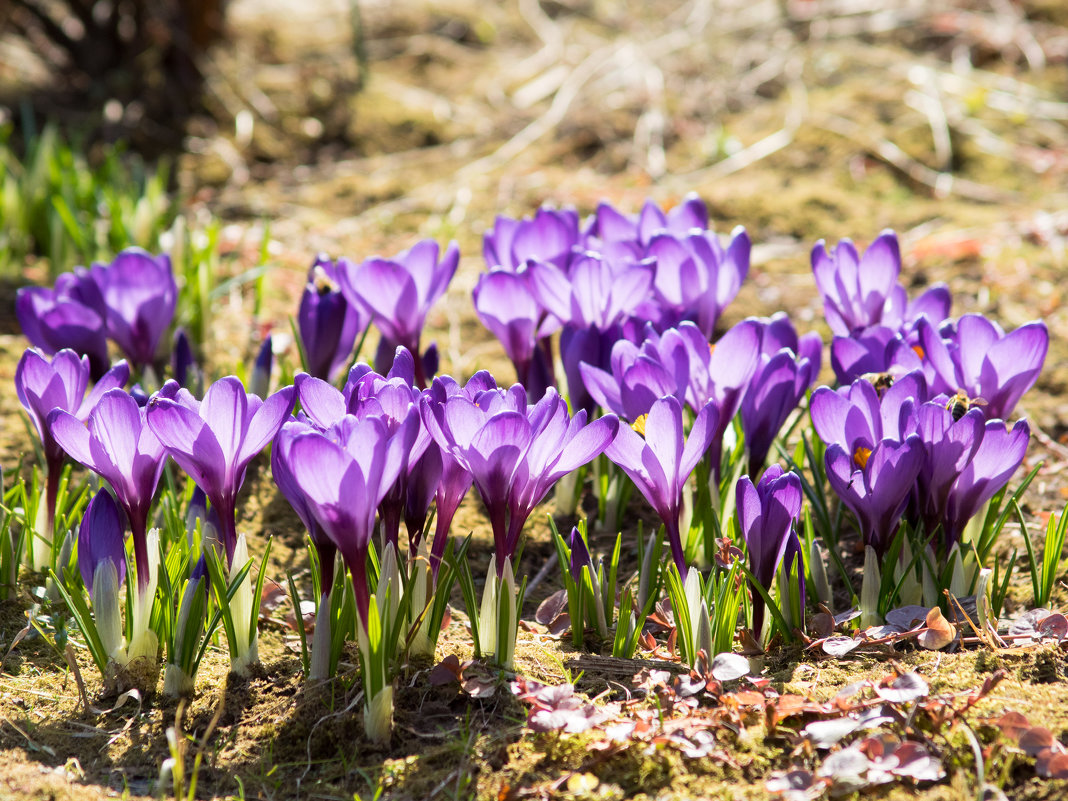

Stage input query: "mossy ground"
[{"left": 1, "top": 0, "right": 1068, "bottom": 798}]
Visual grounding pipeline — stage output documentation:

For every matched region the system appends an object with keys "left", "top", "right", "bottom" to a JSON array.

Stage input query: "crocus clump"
[
  {"left": 477, "top": 195, "right": 750, "bottom": 403},
  {"left": 337, "top": 239, "right": 459, "bottom": 387},
  {"left": 423, "top": 381, "right": 618, "bottom": 574}
]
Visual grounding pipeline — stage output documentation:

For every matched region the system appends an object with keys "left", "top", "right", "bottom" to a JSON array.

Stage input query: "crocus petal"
[
  {"left": 238, "top": 385, "right": 296, "bottom": 467},
  {"left": 48, "top": 409, "right": 96, "bottom": 469}
]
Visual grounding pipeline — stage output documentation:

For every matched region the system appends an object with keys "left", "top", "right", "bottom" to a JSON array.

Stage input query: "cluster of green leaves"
[{"left": 0, "top": 120, "right": 175, "bottom": 278}]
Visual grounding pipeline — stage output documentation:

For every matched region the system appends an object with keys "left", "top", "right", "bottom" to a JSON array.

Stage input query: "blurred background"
[{"left": 1, "top": 0, "right": 1067, "bottom": 420}]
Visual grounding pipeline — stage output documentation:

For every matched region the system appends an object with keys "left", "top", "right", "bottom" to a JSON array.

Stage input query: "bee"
[
  {"left": 946, "top": 389, "right": 987, "bottom": 422},
  {"left": 860, "top": 371, "right": 897, "bottom": 397}
]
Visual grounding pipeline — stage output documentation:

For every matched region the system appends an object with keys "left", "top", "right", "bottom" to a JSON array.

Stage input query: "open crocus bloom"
[
  {"left": 604, "top": 395, "right": 718, "bottom": 575},
  {"left": 917, "top": 314, "right": 1048, "bottom": 420},
  {"left": 147, "top": 376, "right": 295, "bottom": 563},
  {"left": 50, "top": 387, "right": 166, "bottom": 592},
  {"left": 337, "top": 239, "right": 459, "bottom": 387},
  {"left": 15, "top": 348, "right": 129, "bottom": 567},
  {"left": 89, "top": 249, "right": 177, "bottom": 372}
]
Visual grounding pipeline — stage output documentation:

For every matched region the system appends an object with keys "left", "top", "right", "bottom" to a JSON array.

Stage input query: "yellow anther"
[{"left": 631, "top": 414, "right": 648, "bottom": 437}]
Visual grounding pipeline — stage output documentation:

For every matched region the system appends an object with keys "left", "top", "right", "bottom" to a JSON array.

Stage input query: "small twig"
[{"left": 525, "top": 551, "right": 559, "bottom": 597}]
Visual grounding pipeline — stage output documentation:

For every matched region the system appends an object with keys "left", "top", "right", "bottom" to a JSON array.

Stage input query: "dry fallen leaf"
[{"left": 918, "top": 607, "right": 956, "bottom": 650}]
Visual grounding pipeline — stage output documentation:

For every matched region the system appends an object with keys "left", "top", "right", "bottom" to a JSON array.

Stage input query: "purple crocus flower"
[
  {"left": 906, "top": 399, "right": 985, "bottom": 543},
  {"left": 811, "top": 374, "right": 928, "bottom": 557},
  {"left": 697, "top": 319, "right": 764, "bottom": 478},
  {"left": 274, "top": 420, "right": 337, "bottom": 602},
  {"left": 825, "top": 437, "right": 924, "bottom": 559},
  {"left": 603, "top": 395, "right": 718, "bottom": 575},
  {"left": 49, "top": 388, "right": 166, "bottom": 591},
  {"left": 585, "top": 194, "right": 708, "bottom": 249},
  {"left": 281, "top": 413, "right": 417, "bottom": 625},
  {"left": 345, "top": 351, "right": 433, "bottom": 550},
  {"left": 15, "top": 349, "right": 130, "bottom": 548},
  {"left": 146, "top": 376, "right": 296, "bottom": 562},
  {"left": 89, "top": 249, "right": 178, "bottom": 371},
  {"left": 16, "top": 270, "right": 110, "bottom": 379},
  {"left": 567, "top": 525, "right": 594, "bottom": 584},
  {"left": 298, "top": 255, "right": 368, "bottom": 382},
  {"left": 740, "top": 314, "right": 821, "bottom": 472},
  {"left": 473, "top": 269, "right": 556, "bottom": 400},
  {"left": 171, "top": 328, "right": 203, "bottom": 395},
  {"left": 916, "top": 315, "right": 1048, "bottom": 420},
  {"left": 645, "top": 226, "right": 750, "bottom": 337},
  {"left": 250, "top": 335, "right": 274, "bottom": 399},
  {"left": 812, "top": 230, "right": 950, "bottom": 337},
  {"left": 830, "top": 325, "right": 925, "bottom": 385},
  {"left": 78, "top": 490, "right": 127, "bottom": 600},
  {"left": 943, "top": 418, "right": 1030, "bottom": 546},
  {"left": 483, "top": 207, "right": 581, "bottom": 272},
  {"left": 422, "top": 384, "right": 617, "bottom": 575},
  {"left": 579, "top": 334, "right": 684, "bottom": 422},
  {"left": 528, "top": 252, "right": 655, "bottom": 414},
  {"left": 810, "top": 371, "right": 927, "bottom": 455},
  {"left": 337, "top": 239, "right": 459, "bottom": 387},
  {"left": 506, "top": 390, "right": 619, "bottom": 558},
  {"left": 736, "top": 465, "right": 803, "bottom": 636}
]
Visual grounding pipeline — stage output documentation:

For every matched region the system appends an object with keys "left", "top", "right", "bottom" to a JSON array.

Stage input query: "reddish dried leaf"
[
  {"left": 822, "top": 635, "right": 861, "bottom": 656},
  {"left": 429, "top": 654, "right": 465, "bottom": 686},
  {"left": 890, "top": 741, "right": 946, "bottom": 782},
  {"left": 1038, "top": 613, "right": 1068, "bottom": 641},
  {"left": 730, "top": 690, "right": 766, "bottom": 706},
  {"left": 534, "top": 589, "right": 568, "bottom": 626},
  {"left": 1037, "top": 750, "right": 1068, "bottom": 779},
  {"left": 994, "top": 711, "right": 1031, "bottom": 742},
  {"left": 884, "top": 605, "right": 929, "bottom": 630},
  {"left": 709, "top": 652, "right": 750, "bottom": 681},
  {"left": 1019, "top": 727, "right": 1056, "bottom": 756},
  {"left": 810, "top": 612, "right": 834, "bottom": 639},
  {"left": 463, "top": 671, "right": 498, "bottom": 699}
]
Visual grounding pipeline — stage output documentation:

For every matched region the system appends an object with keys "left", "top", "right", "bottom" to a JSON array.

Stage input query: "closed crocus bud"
[
  {"left": 298, "top": 256, "right": 366, "bottom": 383},
  {"left": 250, "top": 336, "right": 273, "bottom": 399},
  {"left": 567, "top": 526, "right": 593, "bottom": 584},
  {"left": 79, "top": 492, "right": 128, "bottom": 662},
  {"left": 171, "top": 329, "right": 202, "bottom": 396}
]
